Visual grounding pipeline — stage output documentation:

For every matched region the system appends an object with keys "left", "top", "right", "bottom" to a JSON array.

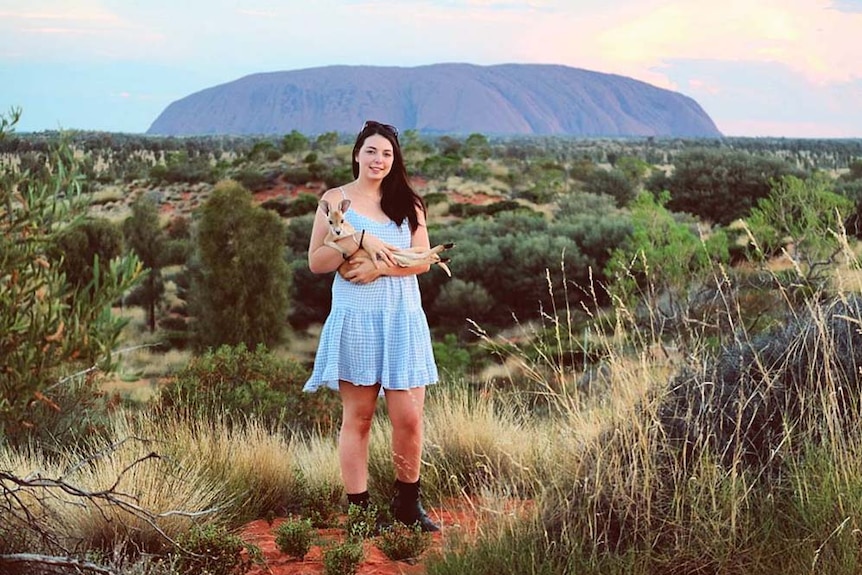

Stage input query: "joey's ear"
[
  {"left": 338, "top": 198, "right": 351, "bottom": 212},
  {"left": 318, "top": 200, "right": 330, "bottom": 215}
]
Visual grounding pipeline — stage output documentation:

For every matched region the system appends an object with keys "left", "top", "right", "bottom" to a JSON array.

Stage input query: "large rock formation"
[{"left": 147, "top": 63, "right": 721, "bottom": 138}]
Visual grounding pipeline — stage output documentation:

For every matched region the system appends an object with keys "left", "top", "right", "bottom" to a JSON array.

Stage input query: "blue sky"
[{"left": 1, "top": 0, "right": 861, "bottom": 137}]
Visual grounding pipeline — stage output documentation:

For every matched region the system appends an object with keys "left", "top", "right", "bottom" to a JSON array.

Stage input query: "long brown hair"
[{"left": 351, "top": 121, "right": 425, "bottom": 233}]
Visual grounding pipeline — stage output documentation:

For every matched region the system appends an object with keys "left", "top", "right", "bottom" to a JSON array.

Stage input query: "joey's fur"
[{"left": 319, "top": 199, "right": 454, "bottom": 277}]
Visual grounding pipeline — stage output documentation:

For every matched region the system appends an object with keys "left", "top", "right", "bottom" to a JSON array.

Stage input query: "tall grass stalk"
[{"left": 430, "top": 232, "right": 862, "bottom": 574}]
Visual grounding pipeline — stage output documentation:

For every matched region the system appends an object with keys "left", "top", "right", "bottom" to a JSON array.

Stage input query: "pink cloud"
[
  {"left": 718, "top": 118, "right": 858, "bottom": 138},
  {"left": 688, "top": 79, "right": 721, "bottom": 95}
]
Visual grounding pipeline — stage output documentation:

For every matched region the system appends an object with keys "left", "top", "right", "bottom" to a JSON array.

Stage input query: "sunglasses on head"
[{"left": 362, "top": 120, "right": 399, "bottom": 139}]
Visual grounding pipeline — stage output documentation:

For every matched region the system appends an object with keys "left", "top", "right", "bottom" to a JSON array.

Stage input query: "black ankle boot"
[
  {"left": 391, "top": 479, "right": 440, "bottom": 532},
  {"left": 346, "top": 490, "right": 371, "bottom": 509}
]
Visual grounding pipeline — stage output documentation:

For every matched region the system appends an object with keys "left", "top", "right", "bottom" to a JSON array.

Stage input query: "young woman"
[{"left": 304, "top": 120, "right": 439, "bottom": 532}]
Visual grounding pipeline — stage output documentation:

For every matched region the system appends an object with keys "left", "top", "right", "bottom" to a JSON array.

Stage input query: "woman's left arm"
[{"left": 341, "top": 208, "right": 431, "bottom": 283}]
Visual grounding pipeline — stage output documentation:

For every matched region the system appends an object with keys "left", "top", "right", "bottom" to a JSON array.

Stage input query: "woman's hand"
[
  {"left": 360, "top": 233, "right": 399, "bottom": 268},
  {"left": 339, "top": 254, "right": 391, "bottom": 284}
]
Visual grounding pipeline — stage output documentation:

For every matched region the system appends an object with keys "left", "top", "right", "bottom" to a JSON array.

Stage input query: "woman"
[{"left": 304, "top": 120, "right": 439, "bottom": 532}]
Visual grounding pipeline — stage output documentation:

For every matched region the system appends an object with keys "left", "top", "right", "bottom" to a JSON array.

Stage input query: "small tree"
[
  {"left": 190, "top": 180, "right": 290, "bottom": 350},
  {"left": 583, "top": 168, "right": 636, "bottom": 207},
  {"left": 314, "top": 131, "right": 339, "bottom": 152},
  {"left": 282, "top": 129, "right": 310, "bottom": 154},
  {"left": 50, "top": 217, "right": 124, "bottom": 290},
  {"left": 123, "top": 195, "right": 167, "bottom": 332},
  {"left": 746, "top": 174, "right": 853, "bottom": 288},
  {"left": 605, "top": 191, "right": 729, "bottom": 345}
]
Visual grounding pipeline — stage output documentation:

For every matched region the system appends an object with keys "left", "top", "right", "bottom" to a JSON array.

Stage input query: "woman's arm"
[{"left": 340, "top": 207, "right": 432, "bottom": 284}]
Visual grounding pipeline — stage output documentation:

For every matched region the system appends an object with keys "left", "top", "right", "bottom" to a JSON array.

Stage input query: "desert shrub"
[
  {"left": 745, "top": 174, "right": 852, "bottom": 291},
  {"left": 582, "top": 168, "right": 636, "bottom": 207},
  {"left": 173, "top": 523, "right": 261, "bottom": 575},
  {"left": 281, "top": 130, "right": 309, "bottom": 154},
  {"left": 282, "top": 166, "right": 313, "bottom": 185},
  {"left": 323, "top": 539, "right": 364, "bottom": 575},
  {"left": 538, "top": 292, "right": 862, "bottom": 569},
  {"left": 345, "top": 502, "right": 381, "bottom": 540},
  {"left": 420, "top": 154, "right": 460, "bottom": 179},
  {"left": 442, "top": 211, "right": 591, "bottom": 325},
  {"left": 17, "top": 373, "right": 120, "bottom": 452},
  {"left": 286, "top": 192, "right": 320, "bottom": 217},
  {"left": 430, "top": 333, "right": 474, "bottom": 379},
  {"left": 448, "top": 200, "right": 527, "bottom": 218},
  {"left": 322, "top": 165, "right": 353, "bottom": 189},
  {"left": 232, "top": 166, "right": 272, "bottom": 192},
  {"left": 430, "top": 279, "right": 495, "bottom": 332},
  {"left": 654, "top": 147, "right": 802, "bottom": 225},
  {"left": 156, "top": 343, "right": 338, "bottom": 434},
  {"left": 288, "top": 262, "right": 333, "bottom": 329},
  {"left": 659, "top": 293, "right": 862, "bottom": 473},
  {"left": 274, "top": 516, "right": 316, "bottom": 559},
  {"left": 259, "top": 197, "right": 289, "bottom": 216},
  {"left": 299, "top": 477, "right": 343, "bottom": 528},
  {"left": 515, "top": 186, "right": 556, "bottom": 204},
  {"left": 423, "top": 191, "right": 447, "bottom": 206},
  {"left": 149, "top": 151, "right": 215, "bottom": 185},
  {"left": 375, "top": 522, "right": 432, "bottom": 561},
  {"left": 605, "top": 191, "right": 729, "bottom": 344},
  {"left": 50, "top": 216, "right": 124, "bottom": 290}
]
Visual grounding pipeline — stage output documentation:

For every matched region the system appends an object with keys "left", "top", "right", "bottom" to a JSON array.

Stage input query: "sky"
[{"left": 1, "top": 0, "right": 861, "bottom": 138}]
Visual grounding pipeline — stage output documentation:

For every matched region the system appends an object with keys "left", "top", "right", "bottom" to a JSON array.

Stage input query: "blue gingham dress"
[{"left": 303, "top": 209, "right": 439, "bottom": 393}]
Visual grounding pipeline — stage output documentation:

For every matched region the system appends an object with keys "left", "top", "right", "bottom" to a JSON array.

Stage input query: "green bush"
[
  {"left": 431, "top": 333, "right": 474, "bottom": 379},
  {"left": 286, "top": 192, "right": 320, "bottom": 217},
  {"left": 157, "top": 343, "right": 339, "bottom": 434},
  {"left": 173, "top": 523, "right": 262, "bottom": 575},
  {"left": 18, "top": 373, "right": 120, "bottom": 450},
  {"left": 0, "top": 113, "right": 141, "bottom": 445},
  {"left": 345, "top": 503, "right": 381, "bottom": 540},
  {"left": 149, "top": 151, "right": 215, "bottom": 185},
  {"left": 50, "top": 217, "right": 124, "bottom": 291},
  {"left": 190, "top": 180, "right": 290, "bottom": 351},
  {"left": 233, "top": 166, "right": 272, "bottom": 192},
  {"left": 423, "top": 192, "right": 447, "bottom": 206},
  {"left": 274, "top": 516, "right": 316, "bottom": 559},
  {"left": 323, "top": 539, "right": 364, "bottom": 575},
  {"left": 375, "top": 522, "right": 432, "bottom": 562},
  {"left": 300, "top": 478, "right": 343, "bottom": 528},
  {"left": 283, "top": 167, "right": 313, "bottom": 185}
]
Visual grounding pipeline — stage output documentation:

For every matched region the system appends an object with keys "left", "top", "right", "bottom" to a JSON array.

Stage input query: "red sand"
[{"left": 240, "top": 502, "right": 484, "bottom": 575}]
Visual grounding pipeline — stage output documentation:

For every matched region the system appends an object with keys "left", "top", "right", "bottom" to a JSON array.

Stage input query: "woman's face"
[{"left": 355, "top": 134, "right": 393, "bottom": 182}]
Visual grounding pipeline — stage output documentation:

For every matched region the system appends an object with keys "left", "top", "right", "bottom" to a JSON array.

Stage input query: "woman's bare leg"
[
  {"left": 338, "top": 381, "right": 381, "bottom": 494},
  {"left": 384, "top": 386, "right": 438, "bottom": 531},
  {"left": 384, "top": 386, "right": 426, "bottom": 482}
]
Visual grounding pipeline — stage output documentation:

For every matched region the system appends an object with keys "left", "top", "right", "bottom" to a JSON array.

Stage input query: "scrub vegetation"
[{"left": 3, "top": 106, "right": 862, "bottom": 573}]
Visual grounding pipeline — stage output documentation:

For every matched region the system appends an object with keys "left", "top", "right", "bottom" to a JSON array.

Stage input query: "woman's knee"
[
  {"left": 342, "top": 410, "right": 375, "bottom": 435},
  {"left": 390, "top": 411, "right": 423, "bottom": 437}
]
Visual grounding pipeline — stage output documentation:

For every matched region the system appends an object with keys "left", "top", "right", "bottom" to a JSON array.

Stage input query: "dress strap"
[{"left": 339, "top": 186, "right": 348, "bottom": 200}]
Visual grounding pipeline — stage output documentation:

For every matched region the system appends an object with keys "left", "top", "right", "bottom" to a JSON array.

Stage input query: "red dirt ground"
[{"left": 241, "top": 501, "right": 484, "bottom": 575}]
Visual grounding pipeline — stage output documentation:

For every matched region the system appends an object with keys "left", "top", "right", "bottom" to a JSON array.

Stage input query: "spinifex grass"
[{"left": 428, "top": 243, "right": 862, "bottom": 574}]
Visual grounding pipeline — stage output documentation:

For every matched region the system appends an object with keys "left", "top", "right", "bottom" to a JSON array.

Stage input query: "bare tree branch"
[
  {"left": 0, "top": 552, "right": 118, "bottom": 574},
  {"left": 1, "top": 437, "right": 225, "bottom": 568}
]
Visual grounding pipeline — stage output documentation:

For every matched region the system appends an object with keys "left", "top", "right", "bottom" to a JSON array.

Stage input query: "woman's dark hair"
[{"left": 352, "top": 122, "right": 425, "bottom": 233}]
